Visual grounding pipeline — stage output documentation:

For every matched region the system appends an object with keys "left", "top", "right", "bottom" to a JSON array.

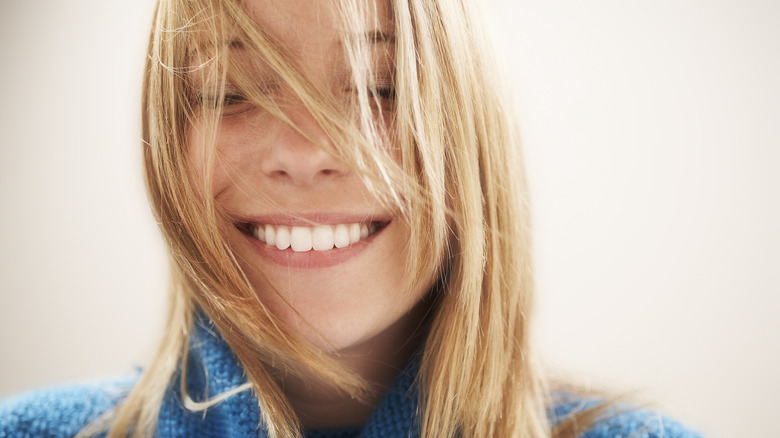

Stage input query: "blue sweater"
[{"left": 0, "top": 318, "right": 703, "bottom": 437}]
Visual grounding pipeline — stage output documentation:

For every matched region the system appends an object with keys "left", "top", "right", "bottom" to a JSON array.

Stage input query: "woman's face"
[{"left": 187, "top": 0, "right": 431, "bottom": 354}]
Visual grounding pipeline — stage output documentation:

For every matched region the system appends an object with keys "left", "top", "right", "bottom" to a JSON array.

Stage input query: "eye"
[
  {"left": 194, "top": 92, "right": 241, "bottom": 107},
  {"left": 221, "top": 92, "right": 249, "bottom": 106},
  {"left": 370, "top": 86, "right": 395, "bottom": 100},
  {"left": 194, "top": 91, "right": 254, "bottom": 116},
  {"left": 220, "top": 93, "right": 254, "bottom": 116}
]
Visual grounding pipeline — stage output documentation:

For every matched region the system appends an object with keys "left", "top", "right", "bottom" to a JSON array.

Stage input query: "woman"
[{"left": 0, "top": 0, "right": 701, "bottom": 436}]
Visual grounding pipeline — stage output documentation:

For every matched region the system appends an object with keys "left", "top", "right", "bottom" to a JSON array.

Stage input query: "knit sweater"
[{"left": 0, "top": 317, "right": 703, "bottom": 437}]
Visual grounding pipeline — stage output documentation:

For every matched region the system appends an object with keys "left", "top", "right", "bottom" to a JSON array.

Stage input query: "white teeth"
[
  {"left": 349, "top": 223, "right": 361, "bottom": 244},
  {"left": 333, "top": 224, "right": 349, "bottom": 248},
  {"left": 253, "top": 222, "right": 380, "bottom": 251},
  {"left": 254, "top": 225, "right": 265, "bottom": 242},
  {"left": 275, "top": 226, "right": 291, "bottom": 250},
  {"left": 312, "top": 225, "right": 334, "bottom": 251},
  {"left": 290, "top": 227, "right": 313, "bottom": 252},
  {"left": 265, "top": 225, "right": 276, "bottom": 246}
]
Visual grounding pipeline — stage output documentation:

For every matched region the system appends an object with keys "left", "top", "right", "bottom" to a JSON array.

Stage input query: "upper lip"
[{"left": 231, "top": 213, "right": 392, "bottom": 228}]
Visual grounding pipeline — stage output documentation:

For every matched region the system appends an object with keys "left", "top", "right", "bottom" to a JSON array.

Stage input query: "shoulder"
[
  {"left": 550, "top": 392, "right": 705, "bottom": 438},
  {"left": 0, "top": 375, "right": 136, "bottom": 438}
]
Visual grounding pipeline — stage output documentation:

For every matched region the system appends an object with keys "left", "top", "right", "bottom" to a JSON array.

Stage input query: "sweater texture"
[{"left": 0, "top": 316, "right": 703, "bottom": 437}]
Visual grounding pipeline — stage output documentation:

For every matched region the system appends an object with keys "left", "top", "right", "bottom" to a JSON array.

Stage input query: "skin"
[{"left": 187, "top": 0, "right": 433, "bottom": 429}]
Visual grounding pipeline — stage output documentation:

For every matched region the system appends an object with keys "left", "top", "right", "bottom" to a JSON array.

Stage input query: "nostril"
[{"left": 261, "top": 123, "right": 348, "bottom": 183}]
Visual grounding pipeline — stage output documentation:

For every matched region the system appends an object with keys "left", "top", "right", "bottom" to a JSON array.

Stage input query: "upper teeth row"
[{"left": 254, "top": 223, "right": 372, "bottom": 252}]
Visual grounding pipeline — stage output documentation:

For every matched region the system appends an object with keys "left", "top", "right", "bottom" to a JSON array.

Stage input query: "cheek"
[
  {"left": 181, "top": 126, "right": 218, "bottom": 205},
  {"left": 186, "top": 120, "right": 267, "bottom": 201},
  {"left": 185, "top": 126, "right": 208, "bottom": 187}
]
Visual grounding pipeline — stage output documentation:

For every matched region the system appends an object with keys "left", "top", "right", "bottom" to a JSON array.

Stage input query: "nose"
[{"left": 261, "top": 105, "right": 347, "bottom": 185}]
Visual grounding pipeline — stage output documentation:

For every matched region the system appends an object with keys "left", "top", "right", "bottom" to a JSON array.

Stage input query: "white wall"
[
  {"left": 0, "top": 0, "right": 166, "bottom": 394},
  {"left": 484, "top": 1, "right": 780, "bottom": 437},
  {"left": 1, "top": 1, "right": 777, "bottom": 437}
]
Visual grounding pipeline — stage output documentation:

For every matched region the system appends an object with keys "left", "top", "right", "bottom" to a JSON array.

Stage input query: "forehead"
[{"left": 242, "top": 0, "right": 393, "bottom": 50}]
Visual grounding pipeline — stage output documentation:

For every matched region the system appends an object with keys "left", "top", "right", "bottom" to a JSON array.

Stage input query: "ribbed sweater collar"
[{"left": 156, "top": 315, "right": 420, "bottom": 438}]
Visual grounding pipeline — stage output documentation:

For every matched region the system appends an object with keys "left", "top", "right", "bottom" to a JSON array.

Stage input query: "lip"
[{"left": 235, "top": 214, "right": 391, "bottom": 269}]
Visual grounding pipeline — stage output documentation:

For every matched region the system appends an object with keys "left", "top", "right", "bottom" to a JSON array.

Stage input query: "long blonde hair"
[{"left": 99, "top": 0, "right": 567, "bottom": 436}]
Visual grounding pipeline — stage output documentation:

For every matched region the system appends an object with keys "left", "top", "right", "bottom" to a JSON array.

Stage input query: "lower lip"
[{"left": 242, "top": 224, "right": 386, "bottom": 269}]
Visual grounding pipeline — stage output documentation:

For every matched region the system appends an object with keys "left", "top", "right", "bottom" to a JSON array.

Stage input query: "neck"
[{"left": 280, "top": 300, "right": 430, "bottom": 429}]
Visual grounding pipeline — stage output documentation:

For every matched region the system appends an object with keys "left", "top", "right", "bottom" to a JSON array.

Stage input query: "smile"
[{"left": 241, "top": 221, "right": 387, "bottom": 252}]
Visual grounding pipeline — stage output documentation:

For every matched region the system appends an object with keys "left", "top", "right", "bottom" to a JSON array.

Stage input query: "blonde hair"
[{"left": 91, "top": 0, "right": 592, "bottom": 436}]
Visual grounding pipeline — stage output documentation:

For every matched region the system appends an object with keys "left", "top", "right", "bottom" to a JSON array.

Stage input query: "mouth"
[{"left": 237, "top": 220, "right": 389, "bottom": 252}]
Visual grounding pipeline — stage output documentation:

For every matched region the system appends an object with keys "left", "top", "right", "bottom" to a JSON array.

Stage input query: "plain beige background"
[{"left": 1, "top": 1, "right": 778, "bottom": 437}]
